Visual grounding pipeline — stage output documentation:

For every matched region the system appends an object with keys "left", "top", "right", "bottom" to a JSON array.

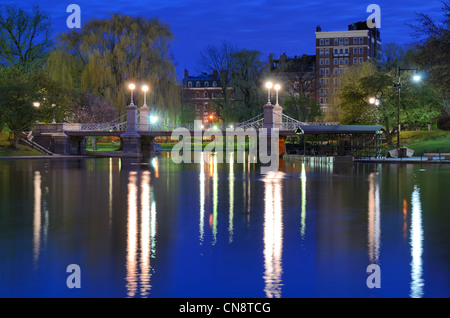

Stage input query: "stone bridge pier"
[
  {"left": 120, "top": 103, "right": 155, "bottom": 158},
  {"left": 263, "top": 102, "right": 286, "bottom": 157}
]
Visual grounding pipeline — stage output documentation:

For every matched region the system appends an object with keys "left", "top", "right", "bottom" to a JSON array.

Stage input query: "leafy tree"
[
  {"left": 0, "top": 69, "right": 67, "bottom": 149},
  {"left": 69, "top": 91, "right": 119, "bottom": 123},
  {"left": 410, "top": 0, "right": 450, "bottom": 99},
  {"left": 46, "top": 13, "right": 180, "bottom": 119},
  {"left": 0, "top": 5, "right": 52, "bottom": 72},
  {"left": 176, "top": 105, "right": 197, "bottom": 124},
  {"left": 282, "top": 95, "right": 322, "bottom": 122},
  {"left": 228, "top": 49, "right": 268, "bottom": 121},
  {"left": 337, "top": 61, "right": 443, "bottom": 144},
  {"left": 437, "top": 106, "right": 450, "bottom": 130}
]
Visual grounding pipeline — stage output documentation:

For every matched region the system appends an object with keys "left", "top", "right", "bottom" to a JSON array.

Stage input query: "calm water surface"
[{"left": 0, "top": 153, "right": 449, "bottom": 298}]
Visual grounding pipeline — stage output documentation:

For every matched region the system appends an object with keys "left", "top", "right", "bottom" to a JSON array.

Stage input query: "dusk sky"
[{"left": 8, "top": 0, "right": 445, "bottom": 79}]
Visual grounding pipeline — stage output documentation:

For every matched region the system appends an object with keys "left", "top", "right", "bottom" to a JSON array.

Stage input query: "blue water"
[{"left": 0, "top": 154, "right": 449, "bottom": 298}]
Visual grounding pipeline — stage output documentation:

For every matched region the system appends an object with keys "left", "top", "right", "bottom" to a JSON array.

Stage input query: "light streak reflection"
[
  {"left": 125, "top": 169, "right": 157, "bottom": 298},
  {"left": 367, "top": 172, "right": 381, "bottom": 264},
  {"left": 410, "top": 186, "right": 424, "bottom": 298},
  {"left": 262, "top": 171, "right": 284, "bottom": 298}
]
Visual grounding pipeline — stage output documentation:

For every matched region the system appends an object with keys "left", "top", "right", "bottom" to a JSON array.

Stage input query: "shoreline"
[{"left": 1, "top": 152, "right": 450, "bottom": 164}]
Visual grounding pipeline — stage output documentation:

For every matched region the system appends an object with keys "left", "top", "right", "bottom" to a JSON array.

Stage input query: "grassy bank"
[
  {"left": 0, "top": 132, "right": 45, "bottom": 157},
  {"left": 395, "top": 130, "right": 450, "bottom": 156}
]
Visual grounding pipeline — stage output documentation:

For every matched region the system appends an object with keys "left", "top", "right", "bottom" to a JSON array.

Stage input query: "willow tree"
[{"left": 46, "top": 14, "right": 180, "bottom": 119}]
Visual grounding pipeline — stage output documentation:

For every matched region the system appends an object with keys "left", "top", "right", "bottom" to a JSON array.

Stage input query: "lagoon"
[{"left": 0, "top": 153, "right": 449, "bottom": 297}]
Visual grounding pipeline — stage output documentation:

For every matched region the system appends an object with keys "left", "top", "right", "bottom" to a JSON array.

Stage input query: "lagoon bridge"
[{"left": 30, "top": 102, "right": 339, "bottom": 157}]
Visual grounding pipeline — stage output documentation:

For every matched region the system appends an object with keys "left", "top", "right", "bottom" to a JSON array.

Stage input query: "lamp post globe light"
[
  {"left": 274, "top": 84, "right": 281, "bottom": 106},
  {"left": 142, "top": 85, "right": 149, "bottom": 106},
  {"left": 129, "top": 83, "right": 136, "bottom": 106},
  {"left": 265, "top": 81, "right": 273, "bottom": 104}
]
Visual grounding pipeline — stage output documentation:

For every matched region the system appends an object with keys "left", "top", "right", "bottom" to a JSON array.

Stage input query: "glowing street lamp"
[
  {"left": 394, "top": 68, "right": 422, "bottom": 153},
  {"left": 274, "top": 84, "right": 281, "bottom": 106},
  {"left": 129, "top": 83, "right": 136, "bottom": 106},
  {"left": 142, "top": 85, "right": 149, "bottom": 106},
  {"left": 369, "top": 97, "right": 380, "bottom": 106},
  {"left": 52, "top": 104, "right": 56, "bottom": 123},
  {"left": 150, "top": 115, "right": 159, "bottom": 124},
  {"left": 265, "top": 81, "right": 273, "bottom": 104},
  {"left": 33, "top": 102, "right": 40, "bottom": 108}
]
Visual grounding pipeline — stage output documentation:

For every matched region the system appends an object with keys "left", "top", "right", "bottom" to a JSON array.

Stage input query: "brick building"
[
  {"left": 181, "top": 69, "right": 223, "bottom": 123},
  {"left": 315, "top": 21, "right": 381, "bottom": 113},
  {"left": 269, "top": 53, "right": 317, "bottom": 100}
]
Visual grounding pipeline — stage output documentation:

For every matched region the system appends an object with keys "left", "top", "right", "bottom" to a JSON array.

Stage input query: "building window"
[
  {"left": 333, "top": 68, "right": 339, "bottom": 75},
  {"left": 320, "top": 39, "right": 324, "bottom": 45},
  {"left": 320, "top": 49, "right": 324, "bottom": 55},
  {"left": 344, "top": 38, "right": 349, "bottom": 45},
  {"left": 353, "top": 48, "right": 358, "bottom": 54},
  {"left": 320, "top": 68, "right": 324, "bottom": 75},
  {"left": 325, "top": 58, "right": 329, "bottom": 65},
  {"left": 188, "top": 81, "right": 192, "bottom": 88},
  {"left": 359, "top": 37, "right": 364, "bottom": 44},
  {"left": 334, "top": 78, "right": 339, "bottom": 85},
  {"left": 339, "top": 58, "right": 343, "bottom": 65},
  {"left": 320, "top": 97, "right": 324, "bottom": 104},
  {"left": 334, "top": 39, "right": 338, "bottom": 45},
  {"left": 325, "top": 39, "right": 329, "bottom": 45},
  {"left": 334, "top": 58, "right": 338, "bottom": 65},
  {"left": 325, "top": 49, "right": 329, "bottom": 55},
  {"left": 212, "top": 81, "right": 217, "bottom": 87},
  {"left": 325, "top": 68, "right": 330, "bottom": 75},
  {"left": 294, "top": 81, "right": 300, "bottom": 89},
  {"left": 359, "top": 47, "right": 363, "bottom": 54},
  {"left": 319, "top": 78, "right": 324, "bottom": 85},
  {"left": 359, "top": 57, "right": 364, "bottom": 63},
  {"left": 204, "top": 81, "right": 209, "bottom": 87},
  {"left": 344, "top": 58, "right": 349, "bottom": 64},
  {"left": 325, "top": 78, "right": 329, "bottom": 84},
  {"left": 195, "top": 104, "right": 200, "bottom": 111},
  {"left": 196, "top": 92, "right": 200, "bottom": 98},
  {"left": 320, "top": 58, "right": 324, "bottom": 65},
  {"left": 344, "top": 48, "right": 349, "bottom": 54},
  {"left": 353, "top": 38, "right": 358, "bottom": 44},
  {"left": 211, "top": 92, "right": 215, "bottom": 99},
  {"left": 339, "top": 38, "right": 343, "bottom": 45},
  {"left": 353, "top": 57, "right": 358, "bottom": 64},
  {"left": 204, "top": 92, "right": 208, "bottom": 98},
  {"left": 196, "top": 81, "right": 201, "bottom": 87}
]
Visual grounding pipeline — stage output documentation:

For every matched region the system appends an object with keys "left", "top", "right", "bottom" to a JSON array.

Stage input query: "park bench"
[{"left": 423, "top": 153, "right": 450, "bottom": 160}]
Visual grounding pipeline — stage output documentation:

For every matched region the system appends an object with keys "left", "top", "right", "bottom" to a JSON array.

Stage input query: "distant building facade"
[
  {"left": 181, "top": 69, "right": 223, "bottom": 123},
  {"left": 269, "top": 53, "right": 316, "bottom": 101},
  {"left": 315, "top": 21, "right": 381, "bottom": 113}
]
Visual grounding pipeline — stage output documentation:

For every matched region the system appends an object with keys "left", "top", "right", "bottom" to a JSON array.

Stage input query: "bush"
[{"left": 437, "top": 109, "right": 450, "bottom": 131}]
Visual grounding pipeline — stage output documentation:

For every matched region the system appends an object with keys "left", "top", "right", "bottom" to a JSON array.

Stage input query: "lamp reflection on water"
[
  {"left": 126, "top": 170, "right": 157, "bottom": 298},
  {"left": 228, "top": 152, "right": 234, "bottom": 243},
  {"left": 126, "top": 171, "right": 138, "bottom": 297},
  {"left": 262, "top": 171, "right": 284, "bottom": 298},
  {"left": 410, "top": 186, "right": 424, "bottom": 298},
  {"left": 33, "top": 171, "right": 42, "bottom": 266},
  {"left": 300, "top": 163, "right": 307, "bottom": 240},
  {"left": 367, "top": 172, "right": 381, "bottom": 264}
]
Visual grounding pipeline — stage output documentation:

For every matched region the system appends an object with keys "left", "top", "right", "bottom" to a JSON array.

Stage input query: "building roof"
[{"left": 295, "top": 125, "right": 383, "bottom": 135}]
